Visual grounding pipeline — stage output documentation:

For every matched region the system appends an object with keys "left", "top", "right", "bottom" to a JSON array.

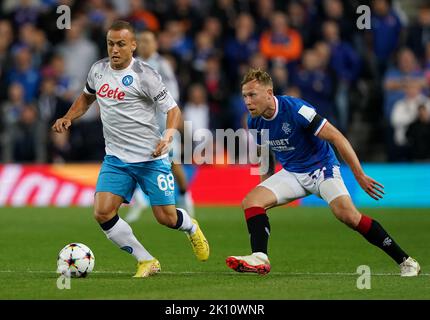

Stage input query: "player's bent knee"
[
  {"left": 329, "top": 196, "right": 361, "bottom": 228},
  {"left": 93, "top": 192, "right": 123, "bottom": 223},
  {"left": 242, "top": 187, "right": 276, "bottom": 210},
  {"left": 93, "top": 207, "right": 117, "bottom": 224},
  {"left": 241, "top": 197, "right": 264, "bottom": 210}
]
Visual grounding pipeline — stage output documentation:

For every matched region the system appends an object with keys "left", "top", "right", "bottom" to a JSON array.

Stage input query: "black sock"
[
  {"left": 356, "top": 215, "right": 408, "bottom": 264},
  {"left": 244, "top": 207, "right": 270, "bottom": 254},
  {"left": 99, "top": 214, "right": 119, "bottom": 231},
  {"left": 168, "top": 209, "right": 183, "bottom": 229}
]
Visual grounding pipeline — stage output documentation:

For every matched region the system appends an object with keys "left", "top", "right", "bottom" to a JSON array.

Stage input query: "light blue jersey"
[{"left": 248, "top": 95, "right": 339, "bottom": 173}]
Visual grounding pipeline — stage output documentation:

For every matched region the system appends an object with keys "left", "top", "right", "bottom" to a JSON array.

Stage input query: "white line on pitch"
[{"left": 0, "top": 270, "right": 428, "bottom": 276}]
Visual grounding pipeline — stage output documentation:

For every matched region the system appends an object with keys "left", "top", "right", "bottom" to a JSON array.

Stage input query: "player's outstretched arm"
[
  {"left": 52, "top": 93, "right": 96, "bottom": 133},
  {"left": 152, "top": 106, "right": 181, "bottom": 157},
  {"left": 317, "top": 121, "right": 385, "bottom": 200}
]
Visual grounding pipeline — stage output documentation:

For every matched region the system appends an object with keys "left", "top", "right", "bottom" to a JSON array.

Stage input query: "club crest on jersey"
[
  {"left": 282, "top": 122, "right": 292, "bottom": 135},
  {"left": 122, "top": 75, "right": 133, "bottom": 86}
]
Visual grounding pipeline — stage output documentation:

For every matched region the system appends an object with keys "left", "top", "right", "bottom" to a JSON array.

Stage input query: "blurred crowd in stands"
[{"left": 1, "top": 0, "right": 430, "bottom": 164}]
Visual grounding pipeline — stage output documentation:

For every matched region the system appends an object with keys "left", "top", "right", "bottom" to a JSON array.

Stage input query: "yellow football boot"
[
  {"left": 133, "top": 258, "right": 161, "bottom": 278},
  {"left": 187, "top": 219, "right": 210, "bottom": 261}
]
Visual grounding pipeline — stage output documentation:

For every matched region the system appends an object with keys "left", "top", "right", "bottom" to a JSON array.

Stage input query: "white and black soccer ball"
[{"left": 57, "top": 243, "right": 95, "bottom": 278}]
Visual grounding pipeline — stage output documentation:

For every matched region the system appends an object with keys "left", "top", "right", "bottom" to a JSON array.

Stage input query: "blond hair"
[{"left": 241, "top": 69, "right": 273, "bottom": 88}]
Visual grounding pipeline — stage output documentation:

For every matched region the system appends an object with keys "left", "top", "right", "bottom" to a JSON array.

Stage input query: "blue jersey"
[{"left": 248, "top": 95, "right": 339, "bottom": 173}]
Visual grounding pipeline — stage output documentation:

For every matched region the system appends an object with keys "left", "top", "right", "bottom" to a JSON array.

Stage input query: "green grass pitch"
[{"left": 1, "top": 206, "right": 429, "bottom": 299}]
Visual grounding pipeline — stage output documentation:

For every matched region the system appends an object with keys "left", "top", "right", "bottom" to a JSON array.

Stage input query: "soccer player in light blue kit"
[
  {"left": 226, "top": 69, "right": 420, "bottom": 277},
  {"left": 52, "top": 21, "right": 209, "bottom": 278}
]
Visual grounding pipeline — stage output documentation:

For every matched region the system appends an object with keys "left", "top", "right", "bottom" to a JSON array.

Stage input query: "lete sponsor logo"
[
  {"left": 0, "top": 165, "right": 95, "bottom": 206},
  {"left": 97, "top": 83, "right": 125, "bottom": 100}
]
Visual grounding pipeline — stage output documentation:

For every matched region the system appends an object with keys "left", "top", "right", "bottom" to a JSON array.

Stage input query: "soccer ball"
[{"left": 57, "top": 243, "right": 95, "bottom": 278}]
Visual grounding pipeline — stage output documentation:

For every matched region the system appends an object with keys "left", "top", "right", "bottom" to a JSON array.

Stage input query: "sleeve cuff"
[
  {"left": 314, "top": 118, "right": 327, "bottom": 136},
  {"left": 84, "top": 82, "right": 96, "bottom": 95}
]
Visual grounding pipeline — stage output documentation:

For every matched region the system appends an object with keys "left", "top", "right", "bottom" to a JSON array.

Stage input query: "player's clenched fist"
[
  {"left": 52, "top": 118, "right": 72, "bottom": 133},
  {"left": 152, "top": 138, "right": 172, "bottom": 157}
]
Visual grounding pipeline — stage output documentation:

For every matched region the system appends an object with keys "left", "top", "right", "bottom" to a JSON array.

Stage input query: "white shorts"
[{"left": 258, "top": 165, "right": 350, "bottom": 205}]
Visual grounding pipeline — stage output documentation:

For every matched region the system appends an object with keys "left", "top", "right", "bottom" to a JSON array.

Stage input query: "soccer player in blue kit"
[{"left": 226, "top": 69, "right": 420, "bottom": 277}]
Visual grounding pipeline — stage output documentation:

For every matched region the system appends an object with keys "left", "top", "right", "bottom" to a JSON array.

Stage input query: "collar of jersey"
[
  {"left": 108, "top": 57, "right": 135, "bottom": 73},
  {"left": 262, "top": 96, "right": 279, "bottom": 121}
]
